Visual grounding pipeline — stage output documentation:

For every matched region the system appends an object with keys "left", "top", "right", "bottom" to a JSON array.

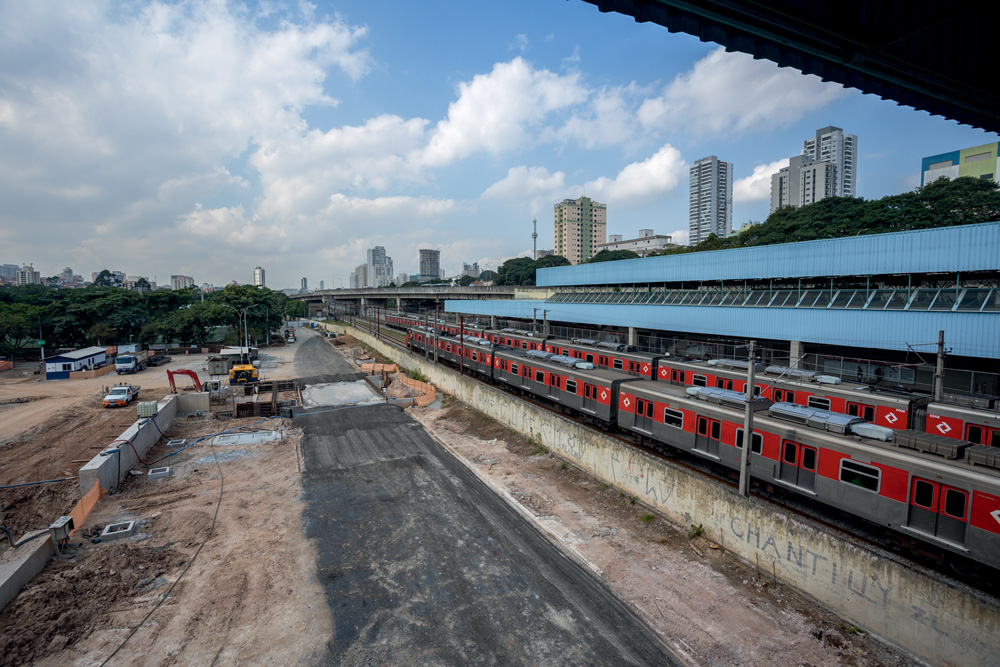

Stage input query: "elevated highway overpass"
[{"left": 291, "top": 285, "right": 553, "bottom": 317}]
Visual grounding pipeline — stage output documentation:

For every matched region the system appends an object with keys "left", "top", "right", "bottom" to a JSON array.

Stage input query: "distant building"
[
  {"left": 319, "top": 280, "right": 324, "bottom": 291},
  {"left": 0, "top": 264, "right": 18, "bottom": 279},
  {"left": 170, "top": 274, "right": 195, "bottom": 290},
  {"left": 15, "top": 264, "right": 41, "bottom": 285},
  {"left": 554, "top": 196, "right": 606, "bottom": 264},
  {"left": 536, "top": 249, "right": 554, "bottom": 259},
  {"left": 367, "top": 246, "right": 394, "bottom": 288},
  {"left": 419, "top": 249, "right": 441, "bottom": 282},
  {"left": 921, "top": 142, "right": 999, "bottom": 186},
  {"left": 598, "top": 229, "right": 674, "bottom": 257},
  {"left": 462, "top": 262, "right": 480, "bottom": 278},
  {"left": 689, "top": 156, "right": 733, "bottom": 245},
  {"left": 350, "top": 263, "right": 368, "bottom": 289},
  {"left": 300, "top": 277, "right": 308, "bottom": 293},
  {"left": 771, "top": 126, "right": 857, "bottom": 212},
  {"left": 396, "top": 273, "right": 409, "bottom": 285},
  {"left": 253, "top": 266, "right": 265, "bottom": 287}
]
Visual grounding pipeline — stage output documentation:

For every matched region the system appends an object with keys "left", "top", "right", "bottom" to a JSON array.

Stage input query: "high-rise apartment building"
[
  {"left": 462, "top": 262, "right": 480, "bottom": 278},
  {"left": 418, "top": 249, "right": 441, "bottom": 282},
  {"left": 771, "top": 126, "right": 857, "bottom": 212},
  {"left": 350, "top": 263, "right": 368, "bottom": 288},
  {"left": 253, "top": 266, "right": 265, "bottom": 287},
  {"left": 367, "top": 246, "right": 394, "bottom": 288},
  {"left": 15, "top": 264, "right": 41, "bottom": 285},
  {"left": 554, "top": 196, "right": 606, "bottom": 264},
  {"left": 921, "top": 142, "right": 1000, "bottom": 186},
  {"left": 170, "top": 274, "right": 194, "bottom": 290},
  {"left": 0, "top": 264, "right": 19, "bottom": 279},
  {"left": 688, "top": 157, "right": 733, "bottom": 245},
  {"left": 300, "top": 277, "right": 308, "bottom": 293}
]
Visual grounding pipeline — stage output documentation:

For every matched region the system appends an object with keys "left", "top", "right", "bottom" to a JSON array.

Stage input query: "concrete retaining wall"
[
  {"left": 176, "top": 392, "right": 209, "bottom": 414},
  {"left": 0, "top": 534, "right": 55, "bottom": 613},
  {"left": 328, "top": 322, "right": 1000, "bottom": 667},
  {"left": 79, "top": 394, "right": 180, "bottom": 495}
]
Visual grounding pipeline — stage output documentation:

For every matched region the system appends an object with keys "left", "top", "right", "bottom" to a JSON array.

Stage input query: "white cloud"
[
  {"left": 415, "top": 58, "right": 588, "bottom": 167},
  {"left": 733, "top": 158, "right": 788, "bottom": 203},
  {"left": 552, "top": 84, "right": 644, "bottom": 149},
  {"left": 638, "top": 47, "right": 846, "bottom": 135},
  {"left": 583, "top": 144, "right": 687, "bottom": 204},
  {"left": 509, "top": 34, "right": 529, "bottom": 53},
  {"left": 482, "top": 166, "right": 566, "bottom": 201}
]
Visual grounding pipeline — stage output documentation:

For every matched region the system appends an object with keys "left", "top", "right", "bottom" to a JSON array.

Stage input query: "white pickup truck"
[{"left": 103, "top": 384, "right": 140, "bottom": 408}]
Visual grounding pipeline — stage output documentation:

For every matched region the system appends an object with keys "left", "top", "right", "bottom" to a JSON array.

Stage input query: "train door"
[
  {"left": 670, "top": 369, "right": 686, "bottom": 386},
  {"left": 635, "top": 397, "right": 654, "bottom": 431},
  {"left": 847, "top": 402, "right": 876, "bottom": 422},
  {"left": 695, "top": 416, "right": 721, "bottom": 457},
  {"left": 907, "top": 477, "right": 968, "bottom": 543},
  {"left": 583, "top": 383, "right": 597, "bottom": 412},
  {"left": 778, "top": 440, "right": 817, "bottom": 491},
  {"left": 715, "top": 378, "right": 734, "bottom": 390},
  {"left": 965, "top": 423, "right": 1000, "bottom": 448}
]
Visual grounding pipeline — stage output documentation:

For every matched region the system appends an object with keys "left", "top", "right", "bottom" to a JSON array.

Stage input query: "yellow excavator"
[{"left": 228, "top": 351, "right": 259, "bottom": 385}]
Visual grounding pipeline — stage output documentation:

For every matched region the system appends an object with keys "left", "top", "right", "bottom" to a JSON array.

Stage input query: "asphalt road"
[{"left": 295, "top": 330, "right": 680, "bottom": 665}]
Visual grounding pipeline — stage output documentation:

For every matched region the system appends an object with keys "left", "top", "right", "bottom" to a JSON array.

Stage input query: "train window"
[
  {"left": 966, "top": 424, "right": 984, "bottom": 445},
  {"left": 645, "top": 401, "right": 654, "bottom": 418},
  {"left": 664, "top": 408, "right": 684, "bottom": 428},
  {"left": 808, "top": 396, "right": 832, "bottom": 410},
  {"left": 510, "top": 363, "right": 519, "bottom": 376},
  {"left": 566, "top": 380, "right": 577, "bottom": 394},
  {"left": 943, "top": 489, "right": 967, "bottom": 520},
  {"left": 862, "top": 405, "right": 875, "bottom": 422},
  {"left": 586, "top": 354, "right": 595, "bottom": 363},
  {"left": 839, "top": 460, "right": 880, "bottom": 492},
  {"left": 471, "top": 351, "right": 478, "bottom": 362},
  {"left": 735, "top": 429, "right": 763, "bottom": 453},
  {"left": 671, "top": 370, "right": 684, "bottom": 383},
  {"left": 697, "top": 416, "right": 708, "bottom": 436},
  {"left": 692, "top": 374, "right": 708, "bottom": 387},
  {"left": 534, "top": 370, "right": 544, "bottom": 383},
  {"left": 710, "top": 420, "right": 721, "bottom": 440},
  {"left": 992, "top": 431, "right": 999, "bottom": 448},
  {"left": 613, "top": 359, "right": 623, "bottom": 370},
  {"left": 782, "top": 441, "right": 797, "bottom": 464},
  {"left": 801, "top": 446, "right": 817, "bottom": 471},
  {"left": 912, "top": 480, "right": 935, "bottom": 508},
  {"left": 636, "top": 398, "right": 645, "bottom": 414},
  {"left": 716, "top": 378, "right": 726, "bottom": 389},
  {"left": 785, "top": 391, "right": 795, "bottom": 403},
  {"left": 847, "top": 403, "right": 858, "bottom": 416}
]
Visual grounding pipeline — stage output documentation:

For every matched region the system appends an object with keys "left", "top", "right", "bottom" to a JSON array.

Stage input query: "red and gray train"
[{"left": 407, "top": 325, "right": 1000, "bottom": 571}]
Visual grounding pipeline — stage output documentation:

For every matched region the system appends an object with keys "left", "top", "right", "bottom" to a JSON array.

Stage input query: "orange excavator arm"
[{"left": 166, "top": 368, "right": 202, "bottom": 393}]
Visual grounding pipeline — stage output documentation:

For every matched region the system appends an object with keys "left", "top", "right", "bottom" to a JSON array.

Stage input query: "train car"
[
  {"left": 614, "top": 382, "right": 1000, "bottom": 569},
  {"left": 654, "top": 358, "right": 930, "bottom": 432},
  {"left": 386, "top": 311, "right": 422, "bottom": 331},
  {"left": 486, "top": 328, "right": 550, "bottom": 351},
  {"left": 435, "top": 333, "right": 496, "bottom": 377},
  {"left": 543, "top": 338, "right": 667, "bottom": 380},
  {"left": 492, "top": 348, "right": 636, "bottom": 424},
  {"left": 926, "top": 402, "right": 1000, "bottom": 446}
]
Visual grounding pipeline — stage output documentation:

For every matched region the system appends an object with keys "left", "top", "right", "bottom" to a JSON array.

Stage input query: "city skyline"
[{"left": 1, "top": 1, "right": 997, "bottom": 288}]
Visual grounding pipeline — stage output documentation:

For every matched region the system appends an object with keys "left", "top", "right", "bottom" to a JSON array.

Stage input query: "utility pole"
[
  {"left": 738, "top": 340, "right": 756, "bottom": 497},
  {"left": 532, "top": 217, "right": 538, "bottom": 260},
  {"left": 934, "top": 330, "right": 945, "bottom": 401},
  {"left": 459, "top": 315, "right": 465, "bottom": 376}
]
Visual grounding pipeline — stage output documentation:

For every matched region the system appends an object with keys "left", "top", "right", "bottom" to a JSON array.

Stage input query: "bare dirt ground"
[
  {"left": 409, "top": 398, "right": 914, "bottom": 667},
  {"left": 0, "top": 335, "right": 328, "bottom": 665}
]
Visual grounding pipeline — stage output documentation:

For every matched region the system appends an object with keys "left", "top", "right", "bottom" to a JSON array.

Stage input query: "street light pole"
[{"left": 738, "top": 340, "right": 756, "bottom": 497}]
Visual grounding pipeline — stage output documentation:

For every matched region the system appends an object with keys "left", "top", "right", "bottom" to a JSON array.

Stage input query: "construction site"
[{"left": 0, "top": 326, "right": 924, "bottom": 665}]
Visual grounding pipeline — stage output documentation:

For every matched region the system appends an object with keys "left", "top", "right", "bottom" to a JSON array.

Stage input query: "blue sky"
[{"left": 1, "top": 0, "right": 996, "bottom": 289}]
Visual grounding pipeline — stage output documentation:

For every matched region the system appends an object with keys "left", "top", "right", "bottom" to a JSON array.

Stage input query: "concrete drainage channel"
[{"left": 324, "top": 321, "right": 1000, "bottom": 667}]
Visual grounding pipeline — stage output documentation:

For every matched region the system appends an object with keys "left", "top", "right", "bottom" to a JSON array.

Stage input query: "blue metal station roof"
[
  {"left": 537, "top": 222, "right": 1000, "bottom": 287},
  {"left": 445, "top": 300, "right": 1000, "bottom": 360}
]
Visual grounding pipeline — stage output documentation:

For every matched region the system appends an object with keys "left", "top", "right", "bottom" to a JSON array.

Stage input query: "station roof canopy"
[{"left": 580, "top": 0, "right": 1000, "bottom": 134}]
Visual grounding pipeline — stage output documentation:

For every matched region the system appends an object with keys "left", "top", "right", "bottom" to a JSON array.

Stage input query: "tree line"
[{"left": 0, "top": 283, "right": 308, "bottom": 361}]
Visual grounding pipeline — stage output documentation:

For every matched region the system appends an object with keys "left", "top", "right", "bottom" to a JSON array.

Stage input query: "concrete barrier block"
[{"left": 100, "top": 521, "right": 135, "bottom": 541}]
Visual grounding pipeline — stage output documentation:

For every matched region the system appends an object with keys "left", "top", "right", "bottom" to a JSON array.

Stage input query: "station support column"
[
  {"left": 790, "top": 340, "right": 805, "bottom": 368},
  {"left": 628, "top": 327, "right": 637, "bottom": 347}
]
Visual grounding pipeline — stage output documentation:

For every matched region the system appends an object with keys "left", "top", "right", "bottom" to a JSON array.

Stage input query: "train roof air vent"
[
  {"left": 764, "top": 365, "right": 818, "bottom": 381},
  {"left": 894, "top": 430, "right": 972, "bottom": 459},
  {"left": 526, "top": 350, "right": 553, "bottom": 361},
  {"left": 686, "top": 386, "right": 772, "bottom": 411},
  {"left": 571, "top": 338, "right": 597, "bottom": 346},
  {"left": 965, "top": 445, "right": 1000, "bottom": 470},
  {"left": 768, "top": 402, "right": 861, "bottom": 434}
]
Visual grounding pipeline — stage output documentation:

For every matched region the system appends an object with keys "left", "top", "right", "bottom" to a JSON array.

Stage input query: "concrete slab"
[
  {"left": 301, "top": 380, "right": 379, "bottom": 408},
  {"left": 147, "top": 467, "right": 170, "bottom": 479},
  {"left": 100, "top": 521, "right": 135, "bottom": 541},
  {"left": 212, "top": 430, "right": 283, "bottom": 446}
]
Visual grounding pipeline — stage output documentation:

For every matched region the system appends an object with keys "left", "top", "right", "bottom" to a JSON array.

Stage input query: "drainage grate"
[
  {"left": 101, "top": 521, "right": 135, "bottom": 541},
  {"left": 148, "top": 467, "right": 170, "bottom": 479}
]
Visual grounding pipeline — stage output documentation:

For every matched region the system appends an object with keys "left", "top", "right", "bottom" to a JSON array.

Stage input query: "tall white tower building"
[
  {"left": 366, "top": 246, "right": 394, "bottom": 288},
  {"left": 688, "top": 156, "right": 733, "bottom": 246},
  {"left": 771, "top": 126, "right": 857, "bottom": 212},
  {"left": 253, "top": 266, "right": 265, "bottom": 287}
]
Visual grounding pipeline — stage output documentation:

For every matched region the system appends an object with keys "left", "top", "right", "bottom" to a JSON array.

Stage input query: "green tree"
[
  {"left": 0, "top": 304, "right": 39, "bottom": 363},
  {"left": 133, "top": 277, "right": 151, "bottom": 292},
  {"left": 586, "top": 249, "right": 640, "bottom": 263},
  {"left": 86, "top": 322, "right": 116, "bottom": 345}
]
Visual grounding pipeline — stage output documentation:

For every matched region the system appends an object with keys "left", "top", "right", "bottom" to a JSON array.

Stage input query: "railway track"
[{"left": 347, "top": 316, "right": 999, "bottom": 594}]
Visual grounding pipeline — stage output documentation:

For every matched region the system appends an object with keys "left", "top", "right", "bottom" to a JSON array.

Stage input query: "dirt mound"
[
  {"left": 331, "top": 334, "right": 360, "bottom": 348},
  {"left": 0, "top": 481, "right": 79, "bottom": 538},
  {"left": 0, "top": 542, "right": 186, "bottom": 666}
]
